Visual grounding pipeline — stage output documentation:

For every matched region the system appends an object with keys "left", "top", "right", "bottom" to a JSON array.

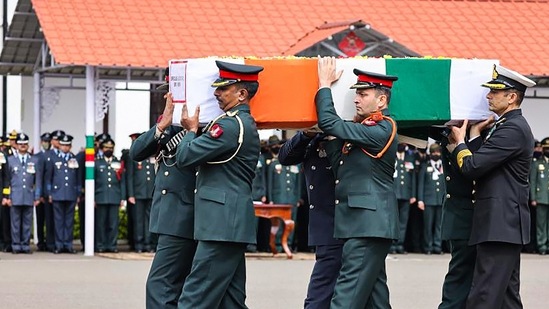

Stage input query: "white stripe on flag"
[
  {"left": 449, "top": 59, "right": 498, "bottom": 121},
  {"left": 332, "top": 58, "right": 387, "bottom": 120}
]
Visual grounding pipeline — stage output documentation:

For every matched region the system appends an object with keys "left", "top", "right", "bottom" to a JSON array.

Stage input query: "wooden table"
[{"left": 254, "top": 203, "right": 295, "bottom": 259}]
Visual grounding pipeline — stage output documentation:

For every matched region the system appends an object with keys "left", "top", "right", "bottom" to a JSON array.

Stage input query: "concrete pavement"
[{"left": 1, "top": 251, "right": 548, "bottom": 308}]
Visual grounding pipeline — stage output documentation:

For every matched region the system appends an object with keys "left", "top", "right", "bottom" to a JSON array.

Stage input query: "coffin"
[{"left": 169, "top": 57, "right": 498, "bottom": 142}]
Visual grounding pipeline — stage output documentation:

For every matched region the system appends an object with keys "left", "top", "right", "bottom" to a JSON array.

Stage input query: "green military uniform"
[
  {"left": 130, "top": 124, "right": 197, "bottom": 309},
  {"left": 316, "top": 75, "right": 399, "bottom": 308},
  {"left": 126, "top": 151, "right": 155, "bottom": 252},
  {"left": 392, "top": 148, "right": 417, "bottom": 253},
  {"left": 417, "top": 151, "right": 446, "bottom": 254},
  {"left": 94, "top": 145, "right": 126, "bottom": 252},
  {"left": 176, "top": 105, "right": 260, "bottom": 309},
  {"left": 529, "top": 138, "right": 549, "bottom": 254},
  {"left": 266, "top": 156, "right": 302, "bottom": 249},
  {"left": 252, "top": 153, "right": 267, "bottom": 201},
  {"left": 176, "top": 60, "right": 262, "bottom": 309},
  {"left": 434, "top": 131, "right": 476, "bottom": 309},
  {"left": 251, "top": 153, "right": 268, "bottom": 251}
]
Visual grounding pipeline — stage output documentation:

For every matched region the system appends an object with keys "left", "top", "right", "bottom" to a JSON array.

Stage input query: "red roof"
[{"left": 32, "top": 0, "right": 549, "bottom": 75}]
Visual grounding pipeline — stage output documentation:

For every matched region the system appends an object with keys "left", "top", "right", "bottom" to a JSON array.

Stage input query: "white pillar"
[
  {"left": 32, "top": 72, "right": 40, "bottom": 245},
  {"left": 84, "top": 66, "right": 95, "bottom": 257}
]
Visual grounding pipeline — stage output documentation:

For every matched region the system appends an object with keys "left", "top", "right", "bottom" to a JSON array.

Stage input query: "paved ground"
[{"left": 1, "top": 251, "right": 548, "bottom": 309}]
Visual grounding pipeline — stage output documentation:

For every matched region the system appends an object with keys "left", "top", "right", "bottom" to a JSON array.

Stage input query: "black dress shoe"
[
  {"left": 22, "top": 249, "right": 32, "bottom": 254},
  {"left": 111, "top": 249, "right": 119, "bottom": 253},
  {"left": 66, "top": 249, "right": 77, "bottom": 254},
  {"left": 53, "top": 249, "right": 61, "bottom": 254},
  {"left": 135, "top": 249, "right": 144, "bottom": 253}
]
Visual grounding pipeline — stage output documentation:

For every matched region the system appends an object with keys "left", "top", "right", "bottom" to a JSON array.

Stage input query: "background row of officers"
[{"left": 0, "top": 129, "right": 548, "bottom": 255}]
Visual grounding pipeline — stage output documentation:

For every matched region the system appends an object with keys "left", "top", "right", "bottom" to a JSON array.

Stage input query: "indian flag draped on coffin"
[{"left": 169, "top": 57, "right": 498, "bottom": 137}]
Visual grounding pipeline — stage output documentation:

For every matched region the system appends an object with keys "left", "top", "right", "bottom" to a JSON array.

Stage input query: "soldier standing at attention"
[
  {"left": 417, "top": 143, "right": 446, "bottom": 255},
  {"left": 266, "top": 135, "right": 303, "bottom": 251},
  {"left": 131, "top": 70, "right": 198, "bottom": 308},
  {"left": 530, "top": 137, "right": 549, "bottom": 255},
  {"left": 176, "top": 60, "right": 263, "bottom": 309},
  {"left": 316, "top": 57, "right": 398, "bottom": 309},
  {"left": 449, "top": 65, "right": 536, "bottom": 308},
  {"left": 126, "top": 132, "right": 156, "bottom": 253},
  {"left": 391, "top": 143, "right": 416, "bottom": 254},
  {"left": 279, "top": 130, "right": 344, "bottom": 309},
  {"left": 6, "top": 133, "right": 42, "bottom": 254},
  {"left": 94, "top": 138, "right": 125, "bottom": 253},
  {"left": 43, "top": 129, "right": 66, "bottom": 252},
  {"left": 44, "top": 134, "right": 80, "bottom": 254}
]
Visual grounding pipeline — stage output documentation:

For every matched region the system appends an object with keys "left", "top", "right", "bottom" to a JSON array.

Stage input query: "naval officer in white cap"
[{"left": 448, "top": 65, "right": 536, "bottom": 309}]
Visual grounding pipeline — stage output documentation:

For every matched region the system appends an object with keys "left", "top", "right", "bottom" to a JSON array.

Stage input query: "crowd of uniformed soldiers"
[
  {"left": 1, "top": 128, "right": 548, "bottom": 256},
  {"left": 0, "top": 129, "right": 158, "bottom": 254}
]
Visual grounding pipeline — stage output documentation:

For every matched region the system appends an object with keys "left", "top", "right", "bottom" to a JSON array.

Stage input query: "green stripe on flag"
[{"left": 387, "top": 58, "right": 451, "bottom": 128}]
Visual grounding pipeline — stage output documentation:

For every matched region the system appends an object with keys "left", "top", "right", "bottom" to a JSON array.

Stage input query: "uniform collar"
[
  {"left": 500, "top": 108, "right": 521, "bottom": 120},
  {"left": 228, "top": 104, "right": 250, "bottom": 114}
]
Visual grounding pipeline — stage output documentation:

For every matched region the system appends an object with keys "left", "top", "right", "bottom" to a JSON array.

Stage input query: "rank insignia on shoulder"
[{"left": 210, "top": 124, "right": 223, "bottom": 138}]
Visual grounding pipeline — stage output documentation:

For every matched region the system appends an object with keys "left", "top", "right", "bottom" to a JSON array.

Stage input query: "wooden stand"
[{"left": 254, "top": 203, "right": 295, "bottom": 259}]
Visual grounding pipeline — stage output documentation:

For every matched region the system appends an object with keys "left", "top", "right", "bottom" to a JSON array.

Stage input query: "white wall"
[
  {"left": 113, "top": 82, "right": 150, "bottom": 155},
  {"left": 19, "top": 77, "right": 150, "bottom": 157},
  {"left": 523, "top": 88, "right": 549, "bottom": 141}
]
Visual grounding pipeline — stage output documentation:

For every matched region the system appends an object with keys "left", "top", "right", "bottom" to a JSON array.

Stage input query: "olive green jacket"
[
  {"left": 130, "top": 125, "right": 196, "bottom": 238},
  {"left": 315, "top": 88, "right": 399, "bottom": 239},
  {"left": 176, "top": 104, "right": 260, "bottom": 244}
]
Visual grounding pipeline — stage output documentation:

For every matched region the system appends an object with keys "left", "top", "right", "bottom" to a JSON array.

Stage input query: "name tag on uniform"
[
  {"left": 405, "top": 162, "right": 414, "bottom": 170},
  {"left": 290, "top": 165, "right": 299, "bottom": 174},
  {"left": 427, "top": 166, "right": 434, "bottom": 173},
  {"left": 539, "top": 164, "right": 545, "bottom": 171},
  {"left": 68, "top": 158, "right": 79, "bottom": 169},
  {"left": 26, "top": 162, "right": 36, "bottom": 174},
  {"left": 110, "top": 162, "right": 121, "bottom": 171},
  {"left": 55, "top": 162, "right": 63, "bottom": 169}
]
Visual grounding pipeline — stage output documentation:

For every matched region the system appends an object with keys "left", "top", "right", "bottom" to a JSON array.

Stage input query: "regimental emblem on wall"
[{"left": 338, "top": 31, "right": 366, "bottom": 57}]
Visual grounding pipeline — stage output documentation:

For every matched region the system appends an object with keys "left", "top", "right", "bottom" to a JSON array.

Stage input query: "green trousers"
[
  {"left": 536, "top": 203, "right": 549, "bottom": 252},
  {"left": 146, "top": 234, "right": 197, "bottom": 309},
  {"left": 439, "top": 239, "right": 476, "bottom": 309},
  {"left": 178, "top": 241, "right": 248, "bottom": 309},
  {"left": 331, "top": 237, "right": 392, "bottom": 309}
]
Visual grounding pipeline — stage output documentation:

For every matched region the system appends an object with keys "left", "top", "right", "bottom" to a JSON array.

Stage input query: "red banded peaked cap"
[
  {"left": 350, "top": 69, "right": 398, "bottom": 89},
  {"left": 211, "top": 61, "right": 264, "bottom": 87}
]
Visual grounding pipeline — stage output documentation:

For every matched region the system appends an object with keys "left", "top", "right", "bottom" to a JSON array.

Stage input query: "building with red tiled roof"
[{"left": 1, "top": 0, "right": 549, "bottom": 77}]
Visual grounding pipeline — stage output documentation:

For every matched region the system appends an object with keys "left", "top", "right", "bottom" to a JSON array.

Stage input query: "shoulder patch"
[{"left": 210, "top": 124, "right": 224, "bottom": 138}]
